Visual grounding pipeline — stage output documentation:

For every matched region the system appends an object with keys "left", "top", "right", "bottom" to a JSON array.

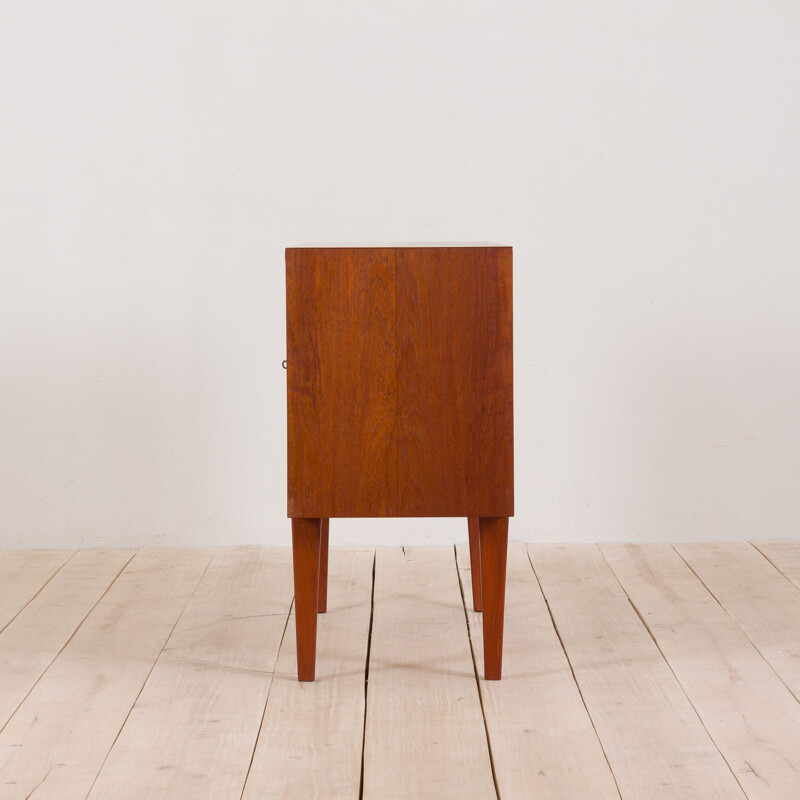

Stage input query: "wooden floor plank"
[
  {"left": 362, "top": 547, "right": 496, "bottom": 800},
  {"left": 677, "top": 542, "right": 800, "bottom": 702},
  {"left": 0, "top": 550, "right": 74, "bottom": 632},
  {"left": 753, "top": 542, "right": 800, "bottom": 591},
  {"left": 456, "top": 542, "right": 620, "bottom": 800},
  {"left": 85, "top": 546, "right": 293, "bottom": 799},
  {"left": 242, "top": 547, "right": 374, "bottom": 800},
  {"left": 0, "top": 547, "right": 213, "bottom": 800},
  {"left": 2, "top": 542, "right": 800, "bottom": 798},
  {"left": 0, "top": 549, "right": 133, "bottom": 729},
  {"left": 603, "top": 543, "right": 800, "bottom": 800},
  {"left": 530, "top": 544, "right": 745, "bottom": 800}
]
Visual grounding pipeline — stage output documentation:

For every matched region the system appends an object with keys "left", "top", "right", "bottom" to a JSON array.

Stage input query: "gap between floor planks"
[
  {"left": 2, "top": 543, "right": 800, "bottom": 799},
  {"left": 600, "top": 543, "right": 800, "bottom": 799}
]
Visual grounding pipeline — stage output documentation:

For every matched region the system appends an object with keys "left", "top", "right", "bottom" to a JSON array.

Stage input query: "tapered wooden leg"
[
  {"left": 479, "top": 516, "right": 509, "bottom": 680},
  {"left": 292, "top": 517, "right": 322, "bottom": 681},
  {"left": 467, "top": 517, "right": 482, "bottom": 612},
  {"left": 318, "top": 518, "right": 329, "bottom": 613}
]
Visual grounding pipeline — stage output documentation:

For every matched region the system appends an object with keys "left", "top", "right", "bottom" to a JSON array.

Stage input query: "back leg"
[
  {"left": 468, "top": 517, "right": 482, "bottom": 612},
  {"left": 318, "top": 518, "right": 330, "bottom": 613}
]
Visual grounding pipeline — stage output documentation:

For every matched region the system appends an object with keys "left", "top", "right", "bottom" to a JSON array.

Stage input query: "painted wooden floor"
[{"left": 1, "top": 542, "right": 800, "bottom": 798}]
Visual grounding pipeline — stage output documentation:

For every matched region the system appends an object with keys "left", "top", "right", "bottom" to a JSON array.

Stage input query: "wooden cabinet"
[{"left": 286, "top": 245, "right": 514, "bottom": 680}]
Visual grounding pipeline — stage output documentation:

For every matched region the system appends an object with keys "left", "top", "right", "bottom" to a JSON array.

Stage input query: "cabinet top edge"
[{"left": 287, "top": 242, "right": 511, "bottom": 251}]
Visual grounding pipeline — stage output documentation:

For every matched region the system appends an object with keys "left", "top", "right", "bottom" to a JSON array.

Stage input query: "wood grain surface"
[
  {"left": 362, "top": 547, "right": 495, "bottom": 799},
  {"left": 467, "top": 516, "right": 482, "bottom": 611},
  {"left": 0, "top": 550, "right": 74, "bottom": 632},
  {"left": 85, "top": 547, "right": 293, "bottom": 800},
  {"left": 0, "top": 549, "right": 133, "bottom": 730},
  {"left": 603, "top": 543, "right": 800, "bottom": 799},
  {"left": 530, "top": 544, "right": 746, "bottom": 800},
  {"left": 286, "top": 247, "right": 397, "bottom": 517},
  {"left": 0, "top": 548, "right": 212, "bottom": 800},
  {"left": 677, "top": 542, "right": 800, "bottom": 702},
  {"left": 478, "top": 515, "right": 509, "bottom": 679},
  {"left": 242, "top": 548, "right": 373, "bottom": 799},
  {"left": 318, "top": 517, "right": 330, "bottom": 612},
  {"left": 456, "top": 543, "right": 620, "bottom": 800},
  {"left": 396, "top": 246, "right": 513, "bottom": 516},
  {"left": 286, "top": 246, "right": 513, "bottom": 518},
  {"left": 754, "top": 542, "right": 800, "bottom": 590},
  {"left": 5, "top": 543, "right": 800, "bottom": 795},
  {"left": 292, "top": 517, "right": 322, "bottom": 681}
]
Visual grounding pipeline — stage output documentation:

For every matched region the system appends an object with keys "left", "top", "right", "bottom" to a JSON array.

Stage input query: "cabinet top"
[{"left": 288, "top": 242, "right": 511, "bottom": 251}]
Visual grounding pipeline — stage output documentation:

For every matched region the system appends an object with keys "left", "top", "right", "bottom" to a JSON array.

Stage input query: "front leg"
[
  {"left": 479, "top": 516, "right": 509, "bottom": 680},
  {"left": 291, "top": 517, "right": 322, "bottom": 681}
]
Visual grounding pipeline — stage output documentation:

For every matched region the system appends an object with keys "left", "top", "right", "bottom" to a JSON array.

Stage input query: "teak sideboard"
[{"left": 286, "top": 244, "right": 513, "bottom": 681}]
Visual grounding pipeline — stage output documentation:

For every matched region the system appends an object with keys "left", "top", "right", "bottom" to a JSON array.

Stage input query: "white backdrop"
[{"left": 2, "top": 1, "right": 799, "bottom": 549}]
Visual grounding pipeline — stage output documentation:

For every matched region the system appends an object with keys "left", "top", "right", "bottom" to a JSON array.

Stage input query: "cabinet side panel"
[
  {"left": 286, "top": 248, "right": 397, "bottom": 517},
  {"left": 396, "top": 247, "right": 513, "bottom": 516}
]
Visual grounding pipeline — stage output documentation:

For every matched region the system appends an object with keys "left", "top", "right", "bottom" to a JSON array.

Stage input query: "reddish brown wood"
[
  {"left": 396, "top": 247, "right": 514, "bottom": 516},
  {"left": 291, "top": 517, "right": 322, "bottom": 681},
  {"left": 479, "top": 516, "right": 508, "bottom": 680},
  {"left": 318, "top": 518, "right": 329, "bottom": 613},
  {"left": 286, "top": 245, "right": 513, "bottom": 680},
  {"left": 286, "top": 247, "right": 397, "bottom": 517},
  {"left": 286, "top": 245, "right": 513, "bottom": 518},
  {"left": 467, "top": 516, "right": 482, "bottom": 612}
]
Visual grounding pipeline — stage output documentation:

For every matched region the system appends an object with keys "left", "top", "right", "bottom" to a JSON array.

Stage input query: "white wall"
[{"left": 2, "top": 1, "right": 799, "bottom": 549}]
